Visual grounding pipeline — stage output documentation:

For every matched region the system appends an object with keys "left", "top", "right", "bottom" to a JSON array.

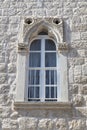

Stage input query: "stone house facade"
[{"left": 0, "top": 0, "right": 87, "bottom": 130}]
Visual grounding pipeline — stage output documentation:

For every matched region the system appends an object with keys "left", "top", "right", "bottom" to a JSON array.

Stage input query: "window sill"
[{"left": 14, "top": 101, "right": 72, "bottom": 110}]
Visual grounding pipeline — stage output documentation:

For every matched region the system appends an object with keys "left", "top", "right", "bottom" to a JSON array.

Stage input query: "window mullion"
[{"left": 40, "top": 38, "right": 45, "bottom": 102}]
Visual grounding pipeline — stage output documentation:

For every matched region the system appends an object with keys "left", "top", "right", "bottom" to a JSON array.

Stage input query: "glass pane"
[
  {"left": 28, "top": 70, "right": 40, "bottom": 85},
  {"left": 30, "top": 40, "right": 41, "bottom": 51},
  {"left": 45, "top": 87, "right": 49, "bottom": 98},
  {"left": 28, "top": 87, "right": 39, "bottom": 99},
  {"left": 45, "top": 53, "right": 56, "bottom": 67},
  {"left": 45, "top": 39, "right": 56, "bottom": 50},
  {"left": 46, "top": 70, "right": 57, "bottom": 85},
  {"left": 28, "top": 87, "right": 34, "bottom": 98},
  {"left": 29, "top": 52, "right": 41, "bottom": 67},
  {"left": 45, "top": 86, "right": 57, "bottom": 99}
]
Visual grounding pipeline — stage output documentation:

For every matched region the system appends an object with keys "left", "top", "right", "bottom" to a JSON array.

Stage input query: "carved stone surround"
[
  {"left": 15, "top": 17, "right": 69, "bottom": 104},
  {"left": 18, "top": 17, "right": 69, "bottom": 52}
]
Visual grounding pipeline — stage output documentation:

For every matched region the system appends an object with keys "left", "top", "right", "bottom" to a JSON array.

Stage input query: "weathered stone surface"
[
  {"left": 74, "top": 65, "right": 82, "bottom": 76},
  {"left": 0, "top": 0, "right": 87, "bottom": 129},
  {"left": 79, "top": 85, "right": 87, "bottom": 95},
  {"left": 69, "top": 67, "right": 74, "bottom": 83},
  {"left": 82, "top": 64, "right": 87, "bottom": 76},
  {"left": 8, "top": 63, "right": 16, "bottom": 73},
  {"left": 0, "top": 74, "right": 7, "bottom": 84},
  {"left": 38, "top": 119, "right": 53, "bottom": 130},
  {"left": 69, "top": 119, "right": 86, "bottom": 130},
  {"left": 18, "top": 117, "right": 38, "bottom": 130},
  {"left": 72, "top": 94, "right": 84, "bottom": 106},
  {"left": 10, "top": 111, "right": 19, "bottom": 119},
  {"left": 55, "top": 119, "right": 67, "bottom": 130}
]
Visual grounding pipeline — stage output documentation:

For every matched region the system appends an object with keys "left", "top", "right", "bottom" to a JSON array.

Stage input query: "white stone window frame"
[
  {"left": 28, "top": 35, "right": 59, "bottom": 102},
  {"left": 14, "top": 18, "right": 71, "bottom": 109}
]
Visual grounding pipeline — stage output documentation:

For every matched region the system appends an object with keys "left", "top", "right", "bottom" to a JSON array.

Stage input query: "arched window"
[
  {"left": 28, "top": 35, "right": 60, "bottom": 101},
  {"left": 15, "top": 18, "right": 69, "bottom": 107}
]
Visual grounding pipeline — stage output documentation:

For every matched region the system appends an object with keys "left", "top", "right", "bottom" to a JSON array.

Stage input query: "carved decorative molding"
[
  {"left": 14, "top": 102, "right": 72, "bottom": 110},
  {"left": 18, "top": 43, "right": 28, "bottom": 53},
  {"left": 58, "top": 42, "right": 69, "bottom": 52},
  {"left": 18, "top": 17, "right": 64, "bottom": 47}
]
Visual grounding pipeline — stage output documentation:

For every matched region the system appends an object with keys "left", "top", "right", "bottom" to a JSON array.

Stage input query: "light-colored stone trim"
[
  {"left": 16, "top": 17, "right": 69, "bottom": 103},
  {"left": 14, "top": 102, "right": 72, "bottom": 110},
  {"left": 16, "top": 51, "right": 28, "bottom": 102},
  {"left": 18, "top": 17, "right": 63, "bottom": 46}
]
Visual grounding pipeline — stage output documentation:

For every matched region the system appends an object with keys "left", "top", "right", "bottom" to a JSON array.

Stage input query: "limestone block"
[
  {"left": 10, "top": 120, "right": 18, "bottom": 129},
  {"left": 10, "top": 111, "right": 19, "bottom": 119},
  {"left": 68, "top": 49, "right": 78, "bottom": 57},
  {"left": 75, "top": 107, "right": 87, "bottom": 117},
  {"left": 2, "top": 118, "right": 11, "bottom": 130},
  {"left": 74, "top": 65, "right": 82, "bottom": 76},
  {"left": 78, "top": 2, "right": 87, "bottom": 8},
  {"left": 74, "top": 58, "right": 84, "bottom": 65},
  {"left": 0, "top": 74, "right": 7, "bottom": 84},
  {"left": 79, "top": 85, "right": 87, "bottom": 95},
  {"left": 9, "top": 50, "right": 17, "bottom": 62},
  {"left": 25, "top": 118, "right": 38, "bottom": 130},
  {"left": 3, "top": 8, "right": 18, "bottom": 16},
  {"left": 38, "top": 119, "right": 53, "bottom": 130},
  {"left": 69, "top": 67, "right": 74, "bottom": 83},
  {"left": 9, "top": 17, "right": 20, "bottom": 24},
  {"left": 70, "top": 84, "right": 78, "bottom": 94},
  {"left": 8, "top": 63, "right": 16, "bottom": 73},
  {"left": 74, "top": 76, "right": 87, "bottom": 84},
  {"left": 55, "top": 119, "right": 67, "bottom": 130},
  {"left": 0, "top": 64, "right": 6, "bottom": 72},
  {"left": 63, "top": 8, "right": 73, "bottom": 16},
  {"left": 0, "top": 84, "right": 10, "bottom": 94},
  {"left": 9, "top": 24, "right": 19, "bottom": 33},
  {"left": 71, "top": 41, "right": 87, "bottom": 49},
  {"left": 72, "top": 94, "right": 84, "bottom": 106},
  {"left": 82, "top": 64, "right": 87, "bottom": 76},
  {"left": 71, "top": 32, "right": 80, "bottom": 41},
  {"left": 18, "top": 117, "right": 38, "bottom": 130},
  {"left": 0, "top": 17, "right": 9, "bottom": 24},
  {"left": 81, "top": 32, "right": 87, "bottom": 40},
  {"left": 69, "top": 119, "right": 86, "bottom": 130}
]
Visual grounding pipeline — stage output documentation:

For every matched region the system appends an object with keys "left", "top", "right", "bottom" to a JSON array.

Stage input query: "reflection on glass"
[
  {"left": 45, "top": 53, "right": 56, "bottom": 67},
  {"left": 28, "top": 70, "right": 40, "bottom": 85},
  {"left": 45, "top": 87, "right": 57, "bottom": 99},
  {"left": 45, "top": 39, "right": 56, "bottom": 50},
  {"left": 30, "top": 40, "right": 41, "bottom": 51},
  {"left": 46, "top": 70, "right": 57, "bottom": 85},
  {"left": 29, "top": 52, "right": 41, "bottom": 67}
]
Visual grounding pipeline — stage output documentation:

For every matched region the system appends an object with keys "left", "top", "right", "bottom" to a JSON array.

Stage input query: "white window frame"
[{"left": 27, "top": 35, "right": 60, "bottom": 102}]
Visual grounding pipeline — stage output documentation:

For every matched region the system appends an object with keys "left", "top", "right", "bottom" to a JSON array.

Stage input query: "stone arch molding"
[
  {"left": 16, "top": 17, "right": 69, "bottom": 102},
  {"left": 18, "top": 18, "right": 69, "bottom": 52}
]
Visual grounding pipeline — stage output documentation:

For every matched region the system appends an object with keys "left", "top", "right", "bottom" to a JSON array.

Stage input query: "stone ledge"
[{"left": 14, "top": 102, "right": 72, "bottom": 110}]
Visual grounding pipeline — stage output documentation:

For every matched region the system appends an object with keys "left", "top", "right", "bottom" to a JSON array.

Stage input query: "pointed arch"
[{"left": 23, "top": 19, "right": 63, "bottom": 46}]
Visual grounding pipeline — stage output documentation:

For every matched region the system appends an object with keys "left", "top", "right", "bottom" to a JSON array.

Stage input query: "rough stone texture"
[{"left": 0, "top": 0, "right": 87, "bottom": 130}]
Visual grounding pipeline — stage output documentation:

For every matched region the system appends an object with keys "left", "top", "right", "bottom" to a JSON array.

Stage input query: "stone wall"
[{"left": 0, "top": 0, "right": 87, "bottom": 130}]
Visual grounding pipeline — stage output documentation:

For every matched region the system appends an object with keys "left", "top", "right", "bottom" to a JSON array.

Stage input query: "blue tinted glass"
[
  {"left": 45, "top": 53, "right": 56, "bottom": 67},
  {"left": 29, "top": 52, "right": 41, "bottom": 67},
  {"left": 45, "top": 39, "right": 56, "bottom": 50},
  {"left": 28, "top": 70, "right": 40, "bottom": 85},
  {"left": 30, "top": 40, "right": 41, "bottom": 50}
]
